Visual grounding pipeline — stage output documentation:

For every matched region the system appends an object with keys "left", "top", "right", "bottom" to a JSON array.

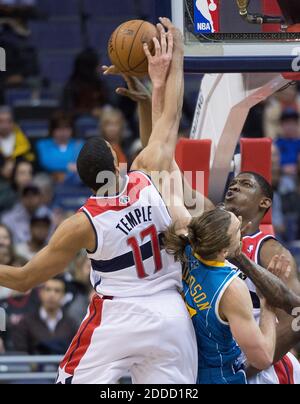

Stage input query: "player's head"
[
  {"left": 165, "top": 208, "right": 241, "bottom": 262},
  {"left": 77, "top": 137, "right": 119, "bottom": 193},
  {"left": 224, "top": 172, "right": 273, "bottom": 222}
]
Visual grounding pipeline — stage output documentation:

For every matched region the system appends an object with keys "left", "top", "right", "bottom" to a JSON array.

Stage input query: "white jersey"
[{"left": 80, "top": 171, "right": 182, "bottom": 298}]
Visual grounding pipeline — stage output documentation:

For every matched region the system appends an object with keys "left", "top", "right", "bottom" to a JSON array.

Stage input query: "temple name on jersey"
[{"left": 116, "top": 206, "right": 152, "bottom": 236}]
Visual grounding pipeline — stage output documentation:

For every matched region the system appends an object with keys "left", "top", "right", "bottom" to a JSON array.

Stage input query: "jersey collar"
[{"left": 193, "top": 252, "right": 226, "bottom": 268}]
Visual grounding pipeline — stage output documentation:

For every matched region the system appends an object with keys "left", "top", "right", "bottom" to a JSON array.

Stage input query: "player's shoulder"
[
  {"left": 221, "top": 276, "right": 252, "bottom": 314},
  {"left": 223, "top": 275, "right": 250, "bottom": 301},
  {"left": 259, "top": 237, "right": 287, "bottom": 262},
  {"left": 59, "top": 212, "right": 92, "bottom": 234}
]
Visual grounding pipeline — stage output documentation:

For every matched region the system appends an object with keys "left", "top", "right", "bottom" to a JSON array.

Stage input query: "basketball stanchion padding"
[
  {"left": 175, "top": 139, "right": 212, "bottom": 196},
  {"left": 282, "top": 72, "right": 300, "bottom": 81},
  {"left": 240, "top": 138, "right": 274, "bottom": 234}
]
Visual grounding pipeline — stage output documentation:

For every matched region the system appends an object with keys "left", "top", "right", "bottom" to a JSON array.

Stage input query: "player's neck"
[
  {"left": 95, "top": 174, "right": 127, "bottom": 197},
  {"left": 242, "top": 217, "right": 261, "bottom": 236}
]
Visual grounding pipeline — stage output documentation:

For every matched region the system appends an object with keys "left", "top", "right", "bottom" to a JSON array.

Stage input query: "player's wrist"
[{"left": 152, "top": 81, "right": 166, "bottom": 91}]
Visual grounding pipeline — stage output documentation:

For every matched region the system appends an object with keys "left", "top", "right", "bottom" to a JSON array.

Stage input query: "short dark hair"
[
  {"left": 240, "top": 172, "right": 273, "bottom": 201},
  {"left": 77, "top": 137, "right": 116, "bottom": 191}
]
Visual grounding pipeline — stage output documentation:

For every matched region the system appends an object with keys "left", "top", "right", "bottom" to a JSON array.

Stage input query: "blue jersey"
[{"left": 183, "top": 246, "right": 246, "bottom": 384}]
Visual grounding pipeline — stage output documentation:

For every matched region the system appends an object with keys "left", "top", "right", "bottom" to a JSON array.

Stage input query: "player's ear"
[
  {"left": 259, "top": 197, "right": 272, "bottom": 211},
  {"left": 220, "top": 249, "right": 229, "bottom": 259}
]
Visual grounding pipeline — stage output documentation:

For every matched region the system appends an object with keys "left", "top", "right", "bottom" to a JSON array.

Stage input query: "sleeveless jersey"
[
  {"left": 80, "top": 171, "right": 182, "bottom": 298},
  {"left": 183, "top": 246, "right": 246, "bottom": 384},
  {"left": 242, "top": 231, "right": 275, "bottom": 322}
]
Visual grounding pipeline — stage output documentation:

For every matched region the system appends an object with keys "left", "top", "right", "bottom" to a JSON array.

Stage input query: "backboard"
[{"left": 171, "top": 0, "right": 300, "bottom": 73}]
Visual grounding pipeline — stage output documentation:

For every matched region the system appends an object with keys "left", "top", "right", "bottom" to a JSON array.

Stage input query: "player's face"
[{"left": 224, "top": 173, "right": 262, "bottom": 217}]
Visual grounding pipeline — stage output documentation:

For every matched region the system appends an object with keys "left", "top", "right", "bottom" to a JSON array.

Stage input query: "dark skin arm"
[
  {"left": 232, "top": 253, "right": 300, "bottom": 315},
  {"left": 260, "top": 238, "right": 300, "bottom": 296}
]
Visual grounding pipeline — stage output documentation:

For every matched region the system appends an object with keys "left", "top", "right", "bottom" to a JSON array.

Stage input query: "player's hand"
[
  {"left": 143, "top": 22, "right": 173, "bottom": 88},
  {"left": 267, "top": 254, "right": 292, "bottom": 283},
  {"left": 102, "top": 65, "right": 151, "bottom": 103},
  {"left": 159, "top": 17, "right": 184, "bottom": 52}
]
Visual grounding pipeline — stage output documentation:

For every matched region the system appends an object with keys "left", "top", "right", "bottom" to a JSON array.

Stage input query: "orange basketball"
[{"left": 108, "top": 20, "right": 158, "bottom": 77}]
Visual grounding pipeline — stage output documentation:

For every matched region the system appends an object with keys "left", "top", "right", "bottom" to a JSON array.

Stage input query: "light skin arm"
[
  {"left": 131, "top": 18, "right": 184, "bottom": 175},
  {"left": 102, "top": 66, "right": 152, "bottom": 149},
  {"left": 0, "top": 213, "right": 95, "bottom": 293},
  {"left": 221, "top": 277, "right": 277, "bottom": 370}
]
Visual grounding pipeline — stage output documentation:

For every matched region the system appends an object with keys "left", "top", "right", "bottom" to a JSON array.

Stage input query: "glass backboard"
[{"left": 171, "top": 0, "right": 300, "bottom": 73}]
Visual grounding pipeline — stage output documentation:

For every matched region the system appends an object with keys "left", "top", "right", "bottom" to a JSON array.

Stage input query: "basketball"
[{"left": 108, "top": 20, "right": 158, "bottom": 77}]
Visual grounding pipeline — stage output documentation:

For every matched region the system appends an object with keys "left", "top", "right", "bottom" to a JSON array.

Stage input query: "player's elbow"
[
  {"left": 247, "top": 349, "right": 274, "bottom": 371},
  {"left": 14, "top": 268, "right": 31, "bottom": 293}
]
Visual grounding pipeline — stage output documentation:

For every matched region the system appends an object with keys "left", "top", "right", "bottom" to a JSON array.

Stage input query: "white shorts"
[
  {"left": 248, "top": 353, "right": 300, "bottom": 384},
  {"left": 56, "top": 290, "right": 198, "bottom": 384}
]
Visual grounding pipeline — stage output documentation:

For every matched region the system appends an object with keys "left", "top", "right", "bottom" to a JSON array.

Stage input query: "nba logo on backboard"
[{"left": 194, "top": 0, "right": 220, "bottom": 34}]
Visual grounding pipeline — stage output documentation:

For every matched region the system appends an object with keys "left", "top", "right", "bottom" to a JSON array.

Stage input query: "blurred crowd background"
[{"left": 0, "top": 0, "right": 299, "bottom": 373}]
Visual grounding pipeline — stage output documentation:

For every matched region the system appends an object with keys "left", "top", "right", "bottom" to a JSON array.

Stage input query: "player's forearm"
[
  {"left": 274, "top": 316, "right": 299, "bottom": 363},
  {"left": 156, "top": 40, "right": 184, "bottom": 146},
  {"left": 137, "top": 84, "right": 166, "bottom": 149},
  {"left": 183, "top": 176, "right": 215, "bottom": 217},
  {"left": 232, "top": 253, "right": 300, "bottom": 315},
  {"left": 152, "top": 84, "right": 165, "bottom": 127},
  {"left": 138, "top": 99, "right": 152, "bottom": 148},
  {"left": 0, "top": 265, "right": 26, "bottom": 293},
  {"left": 258, "top": 302, "right": 277, "bottom": 363}
]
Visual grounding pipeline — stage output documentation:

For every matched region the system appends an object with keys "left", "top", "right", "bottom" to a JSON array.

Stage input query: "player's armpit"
[
  {"left": 221, "top": 277, "right": 276, "bottom": 371},
  {"left": 0, "top": 212, "right": 94, "bottom": 293}
]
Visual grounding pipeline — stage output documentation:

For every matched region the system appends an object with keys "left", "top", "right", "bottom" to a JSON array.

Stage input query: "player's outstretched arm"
[
  {"left": 132, "top": 18, "right": 184, "bottom": 174},
  {"left": 102, "top": 66, "right": 152, "bottom": 148},
  {"left": 221, "top": 277, "right": 277, "bottom": 371},
  {"left": 231, "top": 252, "right": 300, "bottom": 315},
  {"left": 0, "top": 213, "right": 94, "bottom": 293}
]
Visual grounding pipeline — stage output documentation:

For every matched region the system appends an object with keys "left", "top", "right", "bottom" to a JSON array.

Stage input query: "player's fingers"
[
  {"left": 284, "top": 265, "right": 292, "bottom": 280},
  {"left": 274, "top": 255, "right": 285, "bottom": 275},
  {"left": 159, "top": 17, "right": 173, "bottom": 30},
  {"left": 280, "top": 255, "right": 291, "bottom": 276},
  {"left": 116, "top": 88, "right": 135, "bottom": 99},
  {"left": 152, "top": 37, "right": 161, "bottom": 57},
  {"left": 122, "top": 74, "right": 136, "bottom": 90},
  {"left": 268, "top": 255, "right": 279, "bottom": 272},
  {"left": 143, "top": 42, "right": 152, "bottom": 60},
  {"left": 116, "top": 88, "right": 148, "bottom": 101},
  {"left": 166, "top": 31, "right": 174, "bottom": 57},
  {"left": 157, "top": 23, "right": 167, "bottom": 54}
]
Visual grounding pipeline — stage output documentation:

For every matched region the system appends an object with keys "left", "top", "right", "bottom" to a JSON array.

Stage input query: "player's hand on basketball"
[
  {"left": 116, "top": 76, "right": 151, "bottom": 103},
  {"left": 143, "top": 22, "right": 173, "bottom": 88},
  {"left": 102, "top": 65, "right": 151, "bottom": 103},
  {"left": 267, "top": 254, "right": 292, "bottom": 283}
]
